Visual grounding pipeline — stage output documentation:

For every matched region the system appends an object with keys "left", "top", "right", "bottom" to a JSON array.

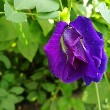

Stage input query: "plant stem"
[
  {"left": 95, "top": 83, "right": 101, "bottom": 110},
  {"left": 23, "top": 12, "right": 37, "bottom": 16},
  {"left": 0, "top": 12, "right": 5, "bottom": 14},
  {"left": 0, "top": 11, "right": 37, "bottom": 16},
  {"left": 68, "top": 0, "right": 72, "bottom": 12},
  {"left": 104, "top": 73, "right": 110, "bottom": 91},
  {"left": 59, "top": 0, "right": 63, "bottom": 11}
]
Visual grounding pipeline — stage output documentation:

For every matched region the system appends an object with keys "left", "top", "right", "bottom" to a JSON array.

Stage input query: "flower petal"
[
  {"left": 82, "top": 49, "right": 108, "bottom": 85},
  {"left": 97, "top": 49, "right": 108, "bottom": 80},
  {"left": 63, "top": 28, "right": 89, "bottom": 63},
  {"left": 69, "top": 16, "right": 103, "bottom": 67},
  {"left": 44, "top": 21, "right": 68, "bottom": 79},
  {"left": 62, "top": 61, "right": 86, "bottom": 83},
  {"left": 44, "top": 21, "right": 83, "bottom": 83},
  {"left": 82, "top": 76, "right": 93, "bottom": 85}
]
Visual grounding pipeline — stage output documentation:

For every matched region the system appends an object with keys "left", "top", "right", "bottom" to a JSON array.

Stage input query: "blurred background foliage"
[{"left": 0, "top": 0, "right": 110, "bottom": 110}]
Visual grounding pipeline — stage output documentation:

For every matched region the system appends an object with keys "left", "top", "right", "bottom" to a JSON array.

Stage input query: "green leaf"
[
  {"left": 17, "top": 23, "right": 38, "bottom": 62},
  {"left": 0, "top": 17, "right": 17, "bottom": 41},
  {"left": 25, "top": 82, "right": 38, "bottom": 90},
  {"left": 0, "top": 103, "right": 3, "bottom": 110},
  {"left": 4, "top": 2, "right": 27, "bottom": 23},
  {"left": 31, "top": 72, "right": 43, "bottom": 80},
  {"left": 37, "top": 19, "right": 54, "bottom": 36},
  {"left": 93, "top": 21, "right": 109, "bottom": 40},
  {"left": 0, "top": 54, "right": 11, "bottom": 69},
  {"left": 0, "top": 41, "right": 13, "bottom": 51},
  {"left": 17, "top": 96, "right": 24, "bottom": 103},
  {"left": 0, "top": 80, "right": 9, "bottom": 89},
  {"left": 37, "top": 91, "right": 46, "bottom": 103},
  {"left": 70, "top": 98, "right": 85, "bottom": 110},
  {"left": 2, "top": 99, "right": 15, "bottom": 110},
  {"left": 41, "top": 100, "right": 51, "bottom": 110},
  {"left": 27, "top": 91, "right": 37, "bottom": 102},
  {"left": 14, "top": 0, "right": 36, "bottom": 10},
  {"left": 17, "top": 34, "right": 38, "bottom": 62},
  {"left": 107, "top": 59, "right": 110, "bottom": 73},
  {"left": 42, "top": 82, "right": 56, "bottom": 92},
  {"left": 37, "top": 11, "right": 59, "bottom": 19},
  {"left": 98, "top": 2, "right": 110, "bottom": 24},
  {"left": 7, "top": 94, "right": 18, "bottom": 104},
  {"left": 75, "top": 4, "right": 87, "bottom": 16},
  {"left": 0, "top": 88, "right": 8, "bottom": 97},
  {"left": 10, "top": 87, "right": 24, "bottom": 95},
  {"left": 61, "top": 84, "right": 73, "bottom": 97},
  {"left": 105, "top": 0, "right": 110, "bottom": 4},
  {"left": 82, "top": 80, "right": 110, "bottom": 104},
  {"left": 29, "top": 21, "right": 43, "bottom": 43},
  {"left": 3, "top": 73, "right": 15, "bottom": 83},
  {"left": 50, "top": 101, "right": 57, "bottom": 110},
  {"left": 57, "top": 97, "right": 70, "bottom": 110},
  {"left": 36, "top": 0, "right": 59, "bottom": 12}
]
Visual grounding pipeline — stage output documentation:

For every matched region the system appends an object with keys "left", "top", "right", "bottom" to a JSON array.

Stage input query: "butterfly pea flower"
[{"left": 44, "top": 16, "right": 108, "bottom": 85}]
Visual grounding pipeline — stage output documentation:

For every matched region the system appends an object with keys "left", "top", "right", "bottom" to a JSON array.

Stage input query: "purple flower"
[{"left": 44, "top": 16, "right": 108, "bottom": 85}]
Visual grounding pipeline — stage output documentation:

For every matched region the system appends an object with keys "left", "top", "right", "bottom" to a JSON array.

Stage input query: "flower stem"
[
  {"left": 59, "top": 0, "right": 63, "bottom": 11},
  {"left": 95, "top": 83, "right": 101, "bottom": 110},
  {"left": 104, "top": 73, "right": 110, "bottom": 91}
]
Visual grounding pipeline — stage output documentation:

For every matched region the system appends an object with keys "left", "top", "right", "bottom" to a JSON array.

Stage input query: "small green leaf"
[
  {"left": 0, "top": 17, "right": 17, "bottom": 41},
  {"left": 0, "top": 41, "right": 13, "bottom": 51},
  {"left": 98, "top": 2, "right": 110, "bottom": 24},
  {"left": 4, "top": 2, "right": 27, "bottom": 23},
  {"left": 31, "top": 72, "right": 43, "bottom": 80},
  {"left": 17, "top": 23, "right": 38, "bottom": 62},
  {"left": 70, "top": 98, "right": 85, "bottom": 110},
  {"left": 75, "top": 4, "right": 87, "bottom": 16},
  {"left": 42, "top": 82, "right": 56, "bottom": 92},
  {"left": 0, "top": 54, "right": 11, "bottom": 69},
  {"left": 0, "top": 88, "right": 8, "bottom": 97},
  {"left": 27, "top": 91, "right": 37, "bottom": 102},
  {"left": 10, "top": 87, "right": 24, "bottom": 95},
  {"left": 14, "top": 0, "right": 36, "bottom": 10},
  {"left": 25, "top": 82, "right": 38, "bottom": 90},
  {"left": 57, "top": 97, "right": 70, "bottom": 110},
  {"left": 0, "top": 80, "right": 9, "bottom": 89},
  {"left": 17, "top": 96, "right": 24, "bottom": 103},
  {"left": 7, "top": 94, "right": 18, "bottom": 104},
  {"left": 3, "top": 73, "right": 15, "bottom": 83},
  {"left": 61, "top": 83, "right": 75, "bottom": 97},
  {"left": 37, "top": 19, "right": 54, "bottom": 36},
  {"left": 37, "top": 91, "right": 46, "bottom": 103},
  {"left": 37, "top": 11, "right": 59, "bottom": 19},
  {"left": 36, "top": 0, "right": 59, "bottom": 12},
  {"left": 41, "top": 100, "right": 51, "bottom": 110},
  {"left": 2, "top": 99, "right": 15, "bottom": 110}
]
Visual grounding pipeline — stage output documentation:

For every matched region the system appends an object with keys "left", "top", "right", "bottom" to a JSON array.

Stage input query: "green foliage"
[
  {"left": 0, "top": 0, "right": 110, "bottom": 110},
  {"left": 4, "top": 2, "right": 27, "bottom": 23},
  {"left": 35, "top": 0, "right": 59, "bottom": 12},
  {"left": 14, "top": 0, "right": 36, "bottom": 10},
  {"left": 98, "top": 2, "right": 110, "bottom": 24}
]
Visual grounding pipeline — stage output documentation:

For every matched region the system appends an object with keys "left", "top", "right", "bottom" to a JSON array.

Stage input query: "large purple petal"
[
  {"left": 63, "top": 27, "right": 98, "bottom": 78},
  {"left": 69, "top": 16, "right": 103, "bottom": 67},
  {"left": 62, "top": 61, "right": 87, "bottom": 83},
  {"left": 44, "top": 21, "right": 83, "bottom": 82},
  {"left": 44, "top": 21, "right": 68, "bottom": 78},
  {"left": 82, "top": 49, "right": 107, "bottom": 85}
]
